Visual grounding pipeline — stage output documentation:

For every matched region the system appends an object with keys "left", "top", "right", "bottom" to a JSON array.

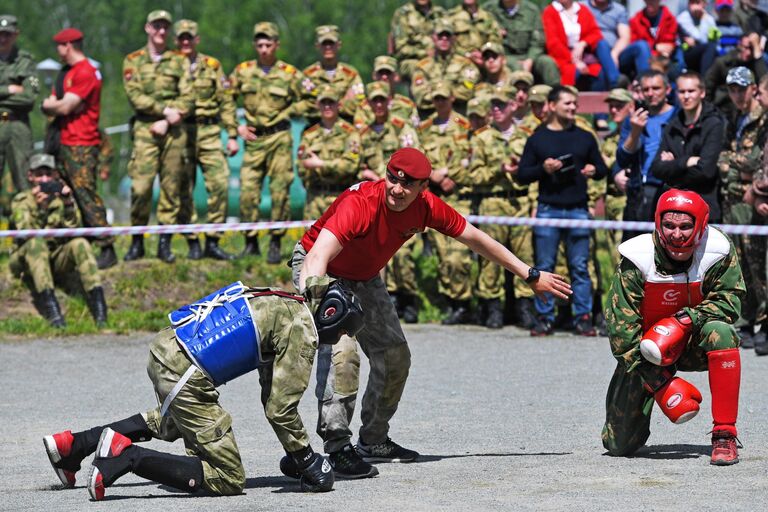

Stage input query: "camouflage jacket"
[
  {"left": 360, "top": 116, "right": 420, "bottom": 177},
  {"left": 353, "top": 93, "right": 420, "bottom": 130},
  {"left": 468, "top": 124, "right": 522, "bottom": 193},
  {"left": 718, "top": 104, "right": 768, "bottom": 203},
  {"left": 605, "top": 229, "right": 744, "bottom": 375},
  {"left": 0, "top": 46, "right": 39, "bottom": 114},
  {"left": 447, "top": 4, "right": 503, "bottom": 58},
  {"left": 482, "top": 0, "right": 546, "bottom": 60},
  {"left": 229, "top": 59, "right": 307, "bottom": 128},
  {"left": 418, "top": 111, "right": 472, "bottom": 191},
  {"left": 122, "top": 46, "right": 194, "bottom": 119},
  {"left": 411, "top": 53, "right": 480, "bottom": 109},
  {"left": 391, "top": 2, "right": 447, "bottom": 62},
  {"left": 298, "top": 119, "right": 361, "bottom": 188},
  {"left": 10, "top": 189, "right": 81, "bottom": 250},
  {"left": 184, "top": 52, "right": 238, "bottom": 138},
  {"left": 300, "top": 62, "right": 365, "bottom": 122},
  {"left": 601, "top": 129, "right": 625, "bottom": 197},
  {"left": 474, "top": 67, "right": 519, "bottom": 96}
]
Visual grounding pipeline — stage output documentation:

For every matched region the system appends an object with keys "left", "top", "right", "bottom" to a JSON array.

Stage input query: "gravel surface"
[{"left": 2, "top": 325, "right": 767, "bottom": 511}]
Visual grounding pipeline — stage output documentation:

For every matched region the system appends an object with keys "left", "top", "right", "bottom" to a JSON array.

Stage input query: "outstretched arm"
[{"left": 299, "top": 228, "right": 344, "bottom": 292}]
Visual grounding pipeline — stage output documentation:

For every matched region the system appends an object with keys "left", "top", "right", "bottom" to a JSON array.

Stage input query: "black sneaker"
[
  {"left": 530, "top": 316, "right": 553, "bottom": 337},
  {"left": 574, "top": 314, "right": 597, "bottom": 337},
  {"left": 328, "top": 444, "right": 379, "bottom": 479},
  {"left": 739, "top": 327, "right": 755, "bottom": 349},
  {"left": 355, "top": 438, "right": 419, "bottom": 463}
]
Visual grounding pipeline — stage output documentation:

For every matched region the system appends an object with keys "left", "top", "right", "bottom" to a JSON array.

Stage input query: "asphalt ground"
[{"left": 2, "top": 325, "right": 768, "bottom": 512}]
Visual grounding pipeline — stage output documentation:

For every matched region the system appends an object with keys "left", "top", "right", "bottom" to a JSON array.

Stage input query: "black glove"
[{"left": 299, "top": 453, "right": 334, "bottom": 493}]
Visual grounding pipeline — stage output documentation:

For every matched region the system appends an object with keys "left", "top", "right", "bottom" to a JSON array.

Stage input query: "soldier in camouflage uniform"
[
  {"left": 447, "top": 0, "right": 503, "bottom": 67},
  {"left": 419, "top": 81, "right": 474, "bottom": 324},
  {"left": 298, "top": 85, "right": 361, "bottom": 220},
  {"left": 390, "top": 0, "right": 447, "bottom": 80},
  {"left": 482, "top": 0, "right": 561, "bottom": 86},
  {"left": 411, "top": 18, "right": 480, "bottom": 117},
  {"left": 301, "top": 25, "right": 365, "bottom": 125},
  {"left": 602, "top": 190, "right": 744, "bottom": 466},
  {"left": 174, "top": 19, "right": 238, "bottom": 261},
  {"left": 42, "top": 276, "right": 363, "bottom": 498},
  {"left": 0, "top": 15, "right": 38, "bottom": 214},
  {"left": 122, "top": 10, "right": 194, "bottom": 264},
  {"left": 9, "top": 154, "right": 106, "bottom": 328},
  {"left": 230, "top": 22, "right": 308, "bottom": 264},
  {"left": 353, "top": 56, "right": 420, "bottom": 130},
  {"left": 359, "top": 81, "right": 421, "bottom": 322}
]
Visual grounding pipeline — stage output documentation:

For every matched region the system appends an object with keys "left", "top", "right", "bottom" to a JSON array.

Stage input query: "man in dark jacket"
[
  {"left": 705, "top": 32, "right": 766, "bottom": 119},
  {"left": 651, "top": 71, "right": 726, "bottom": 222}
]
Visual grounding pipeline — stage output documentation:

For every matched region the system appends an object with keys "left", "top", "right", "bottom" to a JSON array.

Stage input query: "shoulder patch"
[
  {"left": 474, "top": 125, "right": 489, "bottom": 135},
  {"left": 237, "top": 60, "right": 255, "bottom": 70},
  {"left": 304, "top": 124, "right": 320, "bottom": 134},
  {"left": 455, "top": 116, "right": 471, "bottom": 130},
  {"left": 339, "top": 120, "right": 355, "bottom": 133},
  {"left": 206, "top": 57, "right": 220, "bottom": 69},
  {"left": 418, "top": 118, "right": 433, "bottom": 131},
  {"left": 340, "top": 64, "right": 357, "bottom": 77},
  {"left": 304, "top": 63, "right": 322, "bottom": 75},
  {"left": 127, "top": 49, "right": 146, "bottom": 60},
  {"left": 279, "top": 62, "right": 297, "bottom": 74},
  {"left": 391, "top": 117, "right": 405, "bottom": 128},
  {"left": 396, "top": 95, "right": 415, "bottom": 107}
]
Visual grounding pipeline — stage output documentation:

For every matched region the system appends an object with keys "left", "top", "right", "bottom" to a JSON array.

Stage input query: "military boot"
[
  {"left": 515, "top": 298, "right": 537, "bottom": 329},
  {"left": 38, "top": 289, "right": 66, "bottom": 328},
  {"left": 96, "top": 244, "right": 117, "bottom": 270},
  {"left": 401, "top": 294, "right": 419, "bottom": 324},
  {"left": 485, "top": 298, "right": 504, "bottom": 329},
  {"left": 242, "top": 236, "right": 261, "bottom": 256},
  {"left": 186, "top": 237, "right": 203, "bottom": 260},
  {"left": 267, "top": 235, "right": 282, "bottom": 264},
  {"left": 123, "top": 235, "right": 144, "bottom": 262},
  {"left": 86, "top": 287, "right": 108, "bottom": 327},
  {"left": 204, "top": 237, "right": 235, "bottom": 260},
  {"left": 442, "top": 299, "right": 470, "bottom": 325},
  {"left": 157, "top": 234, "right": 175, "bottom": 263},
  {"left": 754, "top": 328, "right": 768, "bottom": 356},
  {"left": 389, "top": 292, "right": 403, "bottom": 318}
]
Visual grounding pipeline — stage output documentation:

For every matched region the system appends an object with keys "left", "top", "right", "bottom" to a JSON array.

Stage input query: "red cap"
[
  {"left": 386, "top": 148, "right": 432, "bottom": 180},
  {"left": 715, "top": 0, "right": 734, "bottom": 9},
  {"left": 53, "top": 28, "right": 83, "bottom": 44}
]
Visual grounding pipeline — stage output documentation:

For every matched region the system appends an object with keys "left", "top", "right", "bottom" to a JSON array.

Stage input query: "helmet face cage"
[
  {"left": 315, "top": 282, "right": 364, "bottom": 344},
  {"left": 655, "top": 189, "right": 709, "bottom": 253}
]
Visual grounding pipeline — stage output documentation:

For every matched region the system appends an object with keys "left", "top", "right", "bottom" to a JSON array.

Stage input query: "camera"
[
  {"left": 40, "top": 181, "right": 63, "bottom": 196},
  {"left": 635, "top": 100, "right": 649, "bottom": 112},
  {"left": 556, "top": 153, "right": 575, "bottom": 173}
]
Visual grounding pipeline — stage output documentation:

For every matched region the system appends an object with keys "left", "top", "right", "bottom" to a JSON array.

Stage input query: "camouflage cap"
[
  {"left": 433, "top": 18, "right": 454, "bottom": 35},
  {"left": 563, "top": 85, "right": 579, "bottom": 97},
  {"left": 315, "top": 25, "right": 339, "bottom": 43},
  {"left": 147, "top": 10, "right": 172, "bottom": 24},
  {"left": 604, "top": 88, "right": 633, "bottom": 103},
  {"left": 489, "top": 84, "right": 518, "bottom": 103},
  {"left": 509, "top": 70, "right": 534, "bottom": 87},
  {"left": 29, "top": 154, "right": 56, "bottom": 170},
  {"left": 366, "top": 80, "right": 390, "bottom": 100},
  {"left": 253, "top": 21, "right": 279, "bottom": 39},
  {"left": 316, "top": 85, "right": 340, "bottom": 102},
  {"left": 174, "top": 19, "right": 197, "bottom": 37},
  {"left": 373, "top": 55, "right": 398, "bottom": 73},
  {"left": 726, "top": 66, "right": 755, "bottom": 87},
  {"left": 0, "top": 15, "right": 18, "bottom": 33},
  {"left": 430, "top": 80, "right": 453, "bottom": 100},
  {"left": 480, "top": 41, "right": 504, "bottom": 56},
  {"left": 467, "top": 96, "right": 490, "bottom": 117},
  {"left": 528, "top": 84, "right": 552, "bottom": 103}
]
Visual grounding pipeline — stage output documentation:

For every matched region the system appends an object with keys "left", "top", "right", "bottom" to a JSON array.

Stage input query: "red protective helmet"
[{"left": 655, "top": 189, "right": 709, "bottom": 255}]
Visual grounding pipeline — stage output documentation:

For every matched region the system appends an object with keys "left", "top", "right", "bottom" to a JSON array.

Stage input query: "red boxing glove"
[
  {"left": 654, "top": 376, "right": 702, "bottom": 424},
  {"left": 639, "top": 313, "right": 692, "bottom": 366}
]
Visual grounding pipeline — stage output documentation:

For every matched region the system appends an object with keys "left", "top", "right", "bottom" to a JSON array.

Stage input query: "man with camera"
[
  {"left": 517, "top": 85, "right": 608, "bottom": 336},
  {"left": 8, "top": 153, "right": 107, "bottom": 328}
]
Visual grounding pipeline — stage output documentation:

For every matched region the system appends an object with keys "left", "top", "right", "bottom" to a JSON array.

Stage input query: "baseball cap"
[
  {"left": 433, "top": 18, "right": 454, "bottom": 35},
  {"left": 315, "top": 25, "right": 339, "bottom": 44},
  {"left": 29, "top": 154, "right": 56, "bottom": 170},
  {"left": 147, "top": 10, "right": 172, "bottom": 24},
  {"left": 726, "top": 66, "right": 755, "bottom": 87},
  {"left": 528, "top": 84, "right": 552, "bottom": 103},
  {"left": 467, "top": 96, "right": 490, "bottom": 117},
  {"left": 373, "top": 55, "right": 398, "bottom": 73},
  {"left": 490, "top": 84, "right": 518, "bottom": 103},
  {"left": 509, "top": 70, "right": 534, "bottom": 87},
  {"left": 316, "top": 85, "right": 340, "bottom": 102},
  {"left": 53, "top": 28, "right": 83, "bottom": 44},
  {"left": 387, "top": 148, "right": 432, "bottom": 180},
  {"left": 174, "top": 19, "right": 198, "bottom": 37},
  {"left": 366, "top": 81, "right": 390, "bottom": 100},
  {"left": 480, "top": 41, "right": 504, "bottom": 56},
  {"left": 253, "top": 21, "right": 279, "bottom": 39},
  {"left": 715, "top": 0, "right": 734, "bottom": 10},
  {"left": 430, "top": 80, "right": 453, "bottom": 100},
  {"left": 604, "top": 88, "right": 633, "bottom": 103},
  {"left": 0, "top": 14, "right": 18, "bottom": 33}
]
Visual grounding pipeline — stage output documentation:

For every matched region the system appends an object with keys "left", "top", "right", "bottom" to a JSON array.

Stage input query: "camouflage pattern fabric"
[
  {"left": 390, "top": 1, "right": 448, "bottom": 79},
  {"left": 447, "top": 4, "right": 503, "bottom": 59},
  {"left": 353, "top": 94, "right": 420, "bottom": 131},
  {"left": 300, "top": 62, "right": 365, "bottom": 123},
  {"left": 411, "top": 54, "right": 480, "bottom": 111}
]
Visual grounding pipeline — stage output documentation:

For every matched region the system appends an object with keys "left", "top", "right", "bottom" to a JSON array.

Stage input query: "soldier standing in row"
[
  {"left": 230, "top": 22, "right": 307, "bottom": 264},
  {"left": 390, "top": 0, "right": 447, "bottom": 81},
  {"left": 122, "top": 10, "right": 194, "bottom": 264},
  {"left": 353, "top": 55, "right": 419, "bottom": 130},
  {"left": 174, "top": 19, "right": 238, "bottom": 261},
  {"left": 447, "top": 0, "right": 503, "bottom": 67}
]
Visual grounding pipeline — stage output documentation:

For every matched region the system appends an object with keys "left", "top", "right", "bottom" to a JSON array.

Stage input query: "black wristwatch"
[{"left": 525, "top": 267, "right": 541, "bottom": 283}]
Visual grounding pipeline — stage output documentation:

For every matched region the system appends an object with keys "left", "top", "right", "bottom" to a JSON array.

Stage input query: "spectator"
[
  {"left": 517, "top": 85, "right": 608, "bottom": 337},
  {"left": 705, "top": 32, "right": 766, "bottom": 119},
  {"left": 732, "top": 0, "right": 768, "bottom": 36},
  {"left": 677, "top": 0, "right": 719, "bottom": 74},
  {"left": 713, "top": 0, "right": 744, "bottom": 56},
  {"left": 390, "top": 0, "right": 447, "bottom": 80},
  {"left": 650, "top": 71, "right": 726, "bottom": 221},
  {"left": 353, "top": 55, "right": 420, "bottom": 130},
  {"left": 615, "top": 70, "right": 676, "bottom": 236},
  {"left": 629, "top": 0, "right": 680, "bottom": 69},
  {"left": 542, "top": 0, "right": 620, "bottom": 90},
  {"left": 447, "top": 0, "right": 504, "bottom": 67}
]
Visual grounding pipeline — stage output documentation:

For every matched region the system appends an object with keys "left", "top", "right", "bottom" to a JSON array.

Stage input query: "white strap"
[{"left": 160, "top": 365, "right": 198, "bottom": 417}]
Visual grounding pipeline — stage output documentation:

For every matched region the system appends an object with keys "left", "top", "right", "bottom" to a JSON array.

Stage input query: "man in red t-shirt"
[
  {"left": 289, "top": 147, "right": 571, "bottom": 479},
  {"left": 41, "top": 28, "right": 116, "bottom": 269}
]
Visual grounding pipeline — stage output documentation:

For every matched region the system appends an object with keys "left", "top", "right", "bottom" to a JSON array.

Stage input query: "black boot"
[
  {"left": 389, "top": 292, "right": 403, "bottom": 319},
  {"left": 38, "top": 289, "right": 66, "bottom": 328},
  {"left": 754, "top": 328, "right": 768, "bottom": 356},
  {"left": 123, "top": 235, "right": 144, "bottom": 262},
  {"left": 242, "top": 236, "right": 260, "bottom": 256},
  {"left": 401, "top": 294, "right": 419, "bottom": 324},
  {"left": 86, "top": 287, "right": 108, "bottom": 327},
  {"left": 485, "top": 298, "right": 504, "bottom": 329},
  {"left": 515, "top": 298, "right": 537, "bottom": 329},
  {"left": 442, "top": 299, "right": 470, "bottom": 325},
  {"left": 204, "top": 237, "right": 235, "bottom": 260},
  {"left": 186, "top": 237, "right": 203, "bottom": 260},
  {"left": 66, "top": 414, "right": 153, "bottom": 471},
  {"left": 96, "top": 244, "right": 117, "bottom": 270},
  {"left": 267, "top": 235, "right": 282, "bottom": 264},
  {"left": 157, "top": 234, "right": 176, "bottom": 263},
  {"left": 130, "top": 446, "right": 204, "bottom": 492}
]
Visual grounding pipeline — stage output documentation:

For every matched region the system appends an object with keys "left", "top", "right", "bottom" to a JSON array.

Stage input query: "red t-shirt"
[
  {"left": 58, "top": 59, "right": 101, "bottom": 146},
  {"left": 301, "top": 180, "right": 467, "bottom": 281}
]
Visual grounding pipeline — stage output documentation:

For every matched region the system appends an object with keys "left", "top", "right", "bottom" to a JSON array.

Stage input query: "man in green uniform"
[
  {"left": 301, "top": 25, "right": 365, "bottom": 125},
  {"left": 390, "top": 0, "right": 447, "bottom": 80},
  {"left": 230, "top": 22, "right": 308, "bottom": 264},
  {"left": 122, "top": 10, "right": 194, "bottom": 264},
  {"left": 482, "top": 0, "right": 561, "bottom": 86},
  {"left": 353, "top": 56, "right": 420, "bottom": 130},
  {"left": 0, "top": 14, "right": 38, "bottom": 212},
  {"left": 42, "top": 277, "right": 364, "bottom": 498},
  {"left": 447, "top": 0, "right": 503, "bottom": 67},
  {"left": 174, "top": 19, "right": 238, "bottom": 261},
  {"left": 9, "top": 154, "right": 107, "bottom": 328},
  {"left": 298, "top": 85, "right": 361, "bottom": 221}
]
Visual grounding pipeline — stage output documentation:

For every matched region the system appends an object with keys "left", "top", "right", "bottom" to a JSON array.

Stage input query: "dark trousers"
[{"left": 621, "top": 184, "right": 663, "bottom": 242}]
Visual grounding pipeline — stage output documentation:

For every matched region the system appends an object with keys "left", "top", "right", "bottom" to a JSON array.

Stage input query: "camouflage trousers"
[
  {"left": 726, "top": 203, "right": 766, "bottom": 326},
  {"left": 430, "top": 197, "right": 473, "bottom": 301},
  {"left": 240, "top": 130, "right": 293, "bottom": 238},
  {"left": 58, "top": 145, "right": 114, "bottom": 247},
  {"left": 178, "top": 124, "right": 231, "bottom": 240},
  {"left": 128, "top": 120, "right": 189, "bottom": 226},
  {"left": 9, "top": 237, "right": 101, "bottom": 293},
  {"left": 385, "top": 235, "right": 420, "bottom": 296},
  {"left": 291, "top": 242, "right": 411, "bottom": 453},
  {"left": 601, "top": 320, "right": 739, "bottom": 456},
  {"left": 304, "top": 190, "right": 340, "bottom": 222},
  {"left": 509, "top": 55, "right": 561, "bottom": 87},
  {"left": 475, "top": 196, "right": 534, "bottom": 300},
  {"left": 0, "top": 119, "right": 32, "bottom": 194}
]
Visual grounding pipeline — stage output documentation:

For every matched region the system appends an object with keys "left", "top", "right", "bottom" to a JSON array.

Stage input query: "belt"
[
  {"left": 309, "top": 183, "right": 350, "bottom": 194},
  {"left": 0, "top": 111, "right": 22, "bottom": 121},
  {"left": 458, "top": 190, "right": 528, "bottom": 200},
  {"left": 185, "top": 115, "right": 221, "bottom": 126},
  {"left": 252, "top": 120, "right": 290, "bottom": 137},
  {"left": 134, "top": 113, "right": 164, "bottom": 123}
]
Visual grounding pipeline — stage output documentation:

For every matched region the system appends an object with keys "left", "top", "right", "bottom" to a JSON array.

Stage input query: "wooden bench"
[{"left": 576, "top": 91, "right": 610, "bottom": 114}]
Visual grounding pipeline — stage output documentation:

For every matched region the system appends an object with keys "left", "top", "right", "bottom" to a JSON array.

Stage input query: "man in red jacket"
[{"left": 629, "top": 0, "right": 680, "bottom": 61}]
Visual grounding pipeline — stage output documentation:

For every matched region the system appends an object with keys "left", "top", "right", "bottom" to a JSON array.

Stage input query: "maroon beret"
[
  {"left": 386, "top": 148, "right": 432, "bottom": 180},
  {"left": 53, "top": 28, "right": 83, "bottom": 44}
]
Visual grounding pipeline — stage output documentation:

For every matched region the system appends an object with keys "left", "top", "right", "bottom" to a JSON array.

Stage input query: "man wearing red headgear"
[
  {"left": 602, "top": 188, "right": 745, "bottom": 465},
  {"left": 290, "top": 147, "right": 572, "bottom": 479}
]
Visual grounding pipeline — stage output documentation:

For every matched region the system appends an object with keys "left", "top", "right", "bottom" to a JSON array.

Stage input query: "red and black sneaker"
[
  {"left": 574, "top": 314, "right": 597, "bottom": 337},
  {"left": 88, "top": 428, "right": 133, "bottom": 501},
  {"left": 530, "top": 317, "right": 553, "bottom": 337},
  {"left": 711, "top": 428, "right": 741, "bottom": 466},
  {"left": 43, "top": 430, "right": 77, "bottom": 487}
]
